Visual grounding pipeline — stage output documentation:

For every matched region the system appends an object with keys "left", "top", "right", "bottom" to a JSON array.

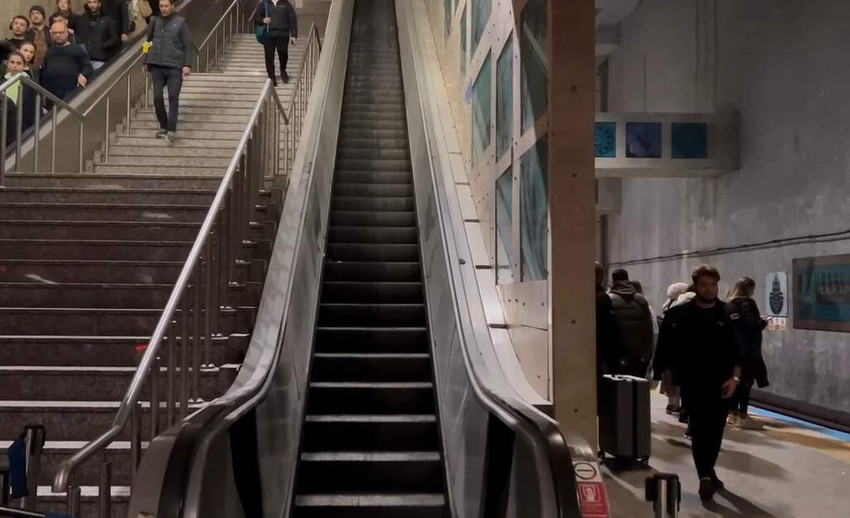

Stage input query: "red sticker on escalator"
[{"left": 576, "top": 482, "right": 610, "bottom": 517}]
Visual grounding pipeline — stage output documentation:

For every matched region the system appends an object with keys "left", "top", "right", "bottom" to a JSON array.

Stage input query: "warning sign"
[{"left": 577, "top": 482, "right": 610, "bottom": 517}]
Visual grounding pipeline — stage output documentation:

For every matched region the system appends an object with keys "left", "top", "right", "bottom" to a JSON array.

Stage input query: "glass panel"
[
  {"left": 496, "top": 36, "right": 513, "bottom": 161},
  {"left": 671, "top": 122, "right": 708, "bottom": 159},
  {"left": 521, "top": 137, "right": 548, "bottom": 281},
  {"left": 625, "top": 122, "right": 662, "bottom": 158},
  {"left": 444, "top": 0, "right": 452, "bottom": 39},
  {"left": 595, "top": 122, "right": 616, "bottom": 158},
  {"left": 496, "top": 167, "right": 513, "bottom": 284},
  {"left": 472, "top": 54, "right": 492, "bottom": 167},
  {"left": 520, "top": 0, "right": 548, "bottom": 132},
  {"left": 460, "top": 7, "right": 467, "bottom": 78},
  {"left": 472, "top": 0, "right": 492, "bottom": 55}
]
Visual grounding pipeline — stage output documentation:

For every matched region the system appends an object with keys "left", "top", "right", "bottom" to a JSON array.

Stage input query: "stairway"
[
  {"left": 292, "top": 1, "right": 448, "bottom": 517},
  {"left": 0, "top": 11, "right": 328, "bottom": 518}
]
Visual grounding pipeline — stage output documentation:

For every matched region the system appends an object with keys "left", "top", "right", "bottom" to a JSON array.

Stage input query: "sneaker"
[
  {"left": 738, "top": 416, "right": 764, "bottom": 430},
  {"left": 710, "top": 472, "right": 725, "bottom": 491},
  {"left": 698, "top": 477, "right": 715, "bottom": 501},
  {"left": 155, "top": 129, "right": 167, "bottom": 139},
  {"left": 727, "top": 414, "right": 740, "bottom": 427},
  {"left": 281, "top": 73, "right": 290, "bottom": 84},
  {"left": 666, "top": 405, "right": 681, "bottom": 415},
  {"left": 165, "top": 131, "right": 176, "bottom": 143},
  {"left": 678, "top": 411, "right": 689, "bottom": 424}
]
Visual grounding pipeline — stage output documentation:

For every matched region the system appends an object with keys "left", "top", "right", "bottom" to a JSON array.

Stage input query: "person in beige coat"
[{"left": 127, "top": 0, "right": 152, "bottom": 38}]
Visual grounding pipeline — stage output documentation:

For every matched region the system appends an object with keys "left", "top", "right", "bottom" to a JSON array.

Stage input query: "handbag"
[{"left": 255, "top": 0, "right": 269, "bottom": 44}]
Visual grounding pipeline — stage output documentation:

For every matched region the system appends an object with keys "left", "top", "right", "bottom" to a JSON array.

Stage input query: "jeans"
[
  {"left": 734, "top": 378, "right": 754, "bottom": 415},
  {"left": 150, "top": 65, "right": 183, "bottom": 132},
  {"left": 685, "top": 390, "right": 728, "bottom": 479},
  {"left": 263, "top": 33, "right": 290, "bottom": 81}
]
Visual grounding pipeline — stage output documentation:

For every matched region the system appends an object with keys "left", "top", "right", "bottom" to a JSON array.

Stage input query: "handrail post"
[
  {"left": 20, "top": 425, "right": 46, "bottom": 510},
  {"left": 166, "top": 321, "right": 177, "bottom": 426},
  {"left": 192, "top": 267, "right": 202, "bottom": 401},
  {"left": 50, "top": 106, "right": 57, "bottom": 172},
  {"left": 66, "top": 483, "right": 81, "bottom": 517},
  {"left": 130, "top": 402, "right": 142, "bottom": 486},
  {"left": 99, "top": 453, "right": 112, "bottom": 518},
  {"left": 104, "top": 96, "right": 110, "bottom": 163},
  {"left": 0, "top": 468, "right": 10, "bottom": 506},
  {"left": 150, "top": 356, "right": 161, "bottom": 437},
  {"left": 78, "top": 121, "right": 85, "bottom": 173},
  {"left": 32, "top": 93, "right": 42, "bottom": 173},
  {"left": 180, "top": 292, "right": 190, "bottom": 417},
  {"left": 204, "top": 240, "right": 213, "bottom": 368},
  {"left": 126, "top": 74, "right": 132, "bottom": 135},
  {"left": 14, "top": 93, "right": 23, "bottom": 172},
  {"left": 1, "top": 92, "right": 8, "bottom": 183}
]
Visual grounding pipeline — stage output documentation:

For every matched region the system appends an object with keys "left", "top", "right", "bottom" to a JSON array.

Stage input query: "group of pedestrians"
[{"left": 597, "top": 263, "right": 771, "bottom": 502}]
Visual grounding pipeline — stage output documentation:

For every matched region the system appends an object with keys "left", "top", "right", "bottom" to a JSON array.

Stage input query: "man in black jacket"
[
  {"left": 255, "top": 0, "right": 297, "bottom": 85},
  {"left": 41, "top": 20, "right": 93, "bottom": 101},
  {"left": 143, "top": 0, "right": 192, "bottom": 142},
  {"left": 669, "top": 265, "right": 742, "bottom": 502},
  {"left": 77, "top": 0, "right": 121, "bottom": 70},
  {"left": 608, "top": 269, "right": 654, "bottom": 377}
]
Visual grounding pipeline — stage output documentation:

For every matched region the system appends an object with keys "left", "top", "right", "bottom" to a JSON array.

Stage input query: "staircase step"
[
  {"left": 131, "top": 112, "right": 252, "bottom": 124},
  {"left": 329, "top": 211, "right": 415, "bottom": 227},
  {"left": 333, "top": 183, "right": 413, "bottom": 197},
  {"left": 0, "top": 440, "right": 136, "bottom": 486},
  {"left": 0, "top": 239, "right": 192, "bottom": 261},
  {"left": 0, "top": 365, "right": 236, "bottom": 401},
  {"left": 307, "top": 382, "right": 435, "bottom": 415},
  {"left": 327, "top": 226, "right": 417, "bottom": 244},
  {"left": 336, "top": 158, "right": 412, "bottom": 171},
  {"left": 0, "top": 187, "right": 216, "bottom": 204},
  {"left": 0, "top": 281, "right": 257, "bottom": 308},
  {"left": 322, "top": 261, "right": 421, "bottom": 283},
  {"left": 0, "top": 400, "right": 204, "bottom": 440},
  {"left": 331, "top": 196, "right": 414, "bottom": 212},
  {"left": 293, "top": 494, "right": 445, "bottom": 518},
  {"left": 296, "top": 452, "right": 442, "bottom": 494},
  {"left": 326, "top": 243, "right": 419, "bottom": 262},
  {"left": 0, "top": 220, "right": 201, "bottom": 241},
  {"left": 318, "top": 304, "right": 426, "bottom": 327},
  {"left": 337, "top": 147, "right": 410, "bottom": 160},
  {"left": 302, "top": 414, "right": 438, "bottom": 452},
  {"left": 341, "top": 118, "right": 407, "bottom": 131},
  {"left": 311, "top": 353, "right": 430, "bottom": 382},
  {"left": 105, "top": 144, "right": 236, "bottom": 158},
  {"left": 0, "top": 173, "right": 225, "bottom": 189},
  {"left": 315, "top": 327, "right": 428, "bottom": 354},
  {"left": 92, "top": 164, "right": 230, "bottom": 176},
  {"left": 97, "top": 154, "right": 233, "bottom": 168},
  {"left": 0, "top": 259, "right": 183, "bottom": 283},
  {"left": 342, "top": 103, "right": 405, "bottom": 113},
  {"left": 136, "top": 105, "right": 255, "bottom": 116},
  {"left": 0, "top": 334, "right": 244, "bottom": 367},
  {"left": 0, "top": 203, "right": 208, "bottom": 221},
  {"left": 334, "top": 171, "right": 411, "bottom": 185},
  {"left": 339, "top": 128, "right": 408, "bottom": 140},
  {"left": 125, "top": 128, "right": 243, "bottom": 141},
  {"left": 0, "top": 306, "right": 245, "bottom": 335},
  {"left": 38, "top": 485, "right": 130, "bottom": 518}
]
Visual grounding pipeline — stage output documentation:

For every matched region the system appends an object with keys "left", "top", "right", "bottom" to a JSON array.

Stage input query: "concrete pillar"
[{"left": 548, "top": 0, "right": 598, "bottom": 447}]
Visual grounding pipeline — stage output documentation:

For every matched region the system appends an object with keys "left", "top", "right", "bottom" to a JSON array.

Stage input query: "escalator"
[
  {"left": 291, "top": 1, "right": 446, "bottom": 515},
  {"left": 127, "top": 1, "right": 607, "bottom": 517}
]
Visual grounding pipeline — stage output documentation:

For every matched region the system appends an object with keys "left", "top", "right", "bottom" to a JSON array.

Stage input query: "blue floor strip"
[{"left": 749, "top": 406, "right": 850, "bottom": 443}]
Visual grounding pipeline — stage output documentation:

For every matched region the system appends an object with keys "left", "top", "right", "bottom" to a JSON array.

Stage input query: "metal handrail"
[
  {"left": 52, "top": 14, "right": 325, "bottom": 518},
  {"left": 195, "top": 0, "right": 253, "bottom": 72},
  {"left": 0, "top": 74, "right": 84, "bottom": 118}
]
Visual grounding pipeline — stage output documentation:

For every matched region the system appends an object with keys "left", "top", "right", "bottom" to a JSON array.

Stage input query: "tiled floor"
[{"left": 603, "top": 394, "right": 850, "bottom": 517}]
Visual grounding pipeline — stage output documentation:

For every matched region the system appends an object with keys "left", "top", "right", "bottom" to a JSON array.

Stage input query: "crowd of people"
[
  {"left": 596, "top": 263, "right": 771, "bottom": 502},
  {"left": 0, "top": 1, "right": 155, "bottom": 141}
]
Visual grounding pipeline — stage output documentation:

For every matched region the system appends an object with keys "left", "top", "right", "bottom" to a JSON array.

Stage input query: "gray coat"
[{"left": 144, "top": 14, "right": 192, "bottom": 69}]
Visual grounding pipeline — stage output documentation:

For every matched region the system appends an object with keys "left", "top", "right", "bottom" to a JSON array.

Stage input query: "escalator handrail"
[
  {"left": 395, "top": 1, "right": 587, "bottom": 515},
  {"left": 0, "top": 74, "right": 84, "bottom": 120}
]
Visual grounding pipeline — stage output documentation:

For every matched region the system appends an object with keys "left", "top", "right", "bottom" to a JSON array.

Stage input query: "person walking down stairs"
[
  {"left": 143, "top": 0, "right": 192, "bottom": 143},
  {"left": 255, "top": 0, "right": 297, "bottom": 86}
]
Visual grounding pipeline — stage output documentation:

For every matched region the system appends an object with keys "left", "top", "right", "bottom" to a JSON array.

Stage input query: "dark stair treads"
[
  {"left": 335, "top": 158, "right": 412, "bottom": 171},
  {"left": 301, "top": 415, "right": 439, "bottom": 452},
  {"left": 322, "top": 262, "right": 421, "bottom": 282},
  {"left": 306, "top": 382, "right": 436, "bottom": 415},
  {"left": 314, "top": 327, "right": 428, "bottom": 354},
  {"left": 331, "top": 196, "right": 415, "bottom": 212},
  {"left": 0, "top": 220, "right": 202, "bottom": 241},
  {"left": 0, "top": 239, "right": 192, "bottom": 261},
  {"left": 330, "top": 211, "right": 415, "bottom": 227},
  {"left": 326, "top": 244, "right": 419, "bottom": 263},
  {"left": 311, "top": 353, "right": 431, "bottom": 382},
  {"left": 337, "top": 148, "right": 410, "bottom": 161},
  {"left": 0, "top": 173, "right": 226, "bottom": 190},
  {"left": 0, "top": 335, "right": 243, "bottom": 367},
  {"left": 0, "top": 203, "right": 209, "bottom": 222},
  {"left": 0, "top": 306, "right": 247, "bottom": 336},
  {"left": 293, "top": 494, "right": 445, "bottom": 518},
  {"left": 0, "top": 188, "right": 216, "bottom": 205},
  {"left": 327, "top": 227, "right": 418, "bottom": 244},
  {"left": 333, "top": 183, "right": 413, "bottom": 197},
  {"left": 0, "top": 259, "right": 261, "bottom": 284},
  {"left": 296, "top": 452, "right": 443, "bottom": 494},
  {"left": 339, "top": 128, "right": 408, "bottom": 140},
  {"left": 334, "top": 171, "right": 412, "bottom": 185},
  {"left": 318, "top": 304, "right": 426, "bottom": 327},
  {"left": 337, "top": 138, "right": 409, "bottom": 152},
  {"left": 321, "top": 282, "right": 423, "bottom": 304}
]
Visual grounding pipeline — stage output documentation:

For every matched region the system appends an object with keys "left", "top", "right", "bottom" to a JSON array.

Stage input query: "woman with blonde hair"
[{"left": 726, "top": 277, "right": 769, "bottom": 429}]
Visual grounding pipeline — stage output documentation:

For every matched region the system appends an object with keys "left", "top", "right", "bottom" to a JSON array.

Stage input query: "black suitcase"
[{"left": 598, "top": 374, "right": 651, "bottom": 463}]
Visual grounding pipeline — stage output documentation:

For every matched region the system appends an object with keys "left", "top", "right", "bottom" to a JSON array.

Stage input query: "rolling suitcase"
[{"left": 598, "top": 374, "right": 651, "bottom": 463}]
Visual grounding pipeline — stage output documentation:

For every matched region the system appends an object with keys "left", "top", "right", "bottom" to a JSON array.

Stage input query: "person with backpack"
[
  {"left": 143, "top": 0, "right": 192, "bottom": 143},
  {"left": 608, "top": 269, "right": 654, "bottom": 377},
  {"left": 76, "top": 0, "right": 121, "bottom": 71},
  {"left": 254, "top": 0, "right": 297, "bottom": 86}
]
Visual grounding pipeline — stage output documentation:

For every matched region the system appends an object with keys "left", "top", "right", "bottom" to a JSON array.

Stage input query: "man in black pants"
[
  {"left": 255, "top": 0, "right": 297, "bottom": 86},
  {"left": 669, "top": 265, "right": 742, "bottom": 501},
  {"left": 143, "top": 0, "right": 192, "bottom": 143}
]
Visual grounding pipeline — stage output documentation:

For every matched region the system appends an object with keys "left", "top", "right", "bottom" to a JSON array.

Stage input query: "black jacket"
[
  {"left": 596, "top": 285, "right": 618, "bottom": 378},
  {"left": 254, "top": 0, "right": 298, "bottom": 38},
  {"left": 50, "top": 10, "right": 81, "bottom": 33},
  {"left": 608, "top": 281, "right": 654, "bottom": 364},
  {"left": 77, "top": 8, "right": 121, "bottom": 62},
  {"left": 144, "top": 15, "right": 193, "bottom": 69},
  {"left": 727, "top": 298, "right": 769, "bottom": 388},
  {"left": 666, "top": 300, "right": 741, "bottom": 396},
  {"left": 41, "top": 43, "right": 93, "bottom": 100}
]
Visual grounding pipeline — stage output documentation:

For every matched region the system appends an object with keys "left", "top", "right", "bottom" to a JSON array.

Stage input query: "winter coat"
[
  {"left": 596, "top": 284, "right": 618, "bottom": 378},
  {"left": 144, "top": 14, "right": 192, "bottom": 69},
  {"left": 727, "top": 297, "right": 770, "bottom": 388},
  {"left": 254, "top": 0, "right": 299, "bottom": 38},
  {"left": 608, "top": 281, "right": 654, "bottom": 367},
  {"left": 76, "top": 8, "right": 121, "bottom": 62}
]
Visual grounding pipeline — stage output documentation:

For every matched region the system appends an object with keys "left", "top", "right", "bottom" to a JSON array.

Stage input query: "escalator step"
[
  {"left": 331, "top": 196, "right": 415, "bottom": 212},
  {"left": 294, "top": 494, "right": 446, "bottom": 518},
  {"left": 307, "top": 382, "right": 435, "bottom": 414},
  {"left": 314, "top": 327, "right": 428, "bottom": 354},
  {"left": 329, "top": 211, "right": 415, "bottom": 227},
  {"left": 318, "top": 303, "right": 426, "bottom": 327},
  {"left": 327, "top": 226, "right": 418, "bottom": 245},
  {"left": 311, "top": 353, "right": 431, "bottom": 382},
  {"left": 297, "top": 452, "right": 443, "bottom": 494},
  {"left": 321, "top": 282, "right": 423, "bottom": 304},
  {"left": 323, "top": 261, "right": 421, "bottom": 282},
  {"left": 301, "top": 414, "right": 439, "bottom": 452},
  {"left": 326, "top": 243, "right": 419, "bottom": 262}
]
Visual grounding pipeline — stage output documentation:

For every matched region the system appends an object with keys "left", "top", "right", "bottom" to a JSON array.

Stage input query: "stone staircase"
[{"left": 0, "top": 8, "right": 328, "bottom": 517}]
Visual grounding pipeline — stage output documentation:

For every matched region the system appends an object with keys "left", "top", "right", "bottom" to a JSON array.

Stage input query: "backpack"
[{"left": 255, "top": 1, "right": 270, "bottom": 44}]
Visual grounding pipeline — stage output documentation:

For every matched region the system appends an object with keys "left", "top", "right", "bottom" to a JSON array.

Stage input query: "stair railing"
[
  {"left": 281, "top": 23, "right": 323, "bottom": 175},
  {"left": 52, "top": 77, "right": 286, "bottom": 518},
  {"left": 195, "top": 0, "right": 256, "bottom": 72}
]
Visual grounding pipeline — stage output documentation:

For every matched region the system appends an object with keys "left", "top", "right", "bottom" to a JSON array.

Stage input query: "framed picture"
[{"left": 793, "top": 254, "right": 850, "bottom": 332}]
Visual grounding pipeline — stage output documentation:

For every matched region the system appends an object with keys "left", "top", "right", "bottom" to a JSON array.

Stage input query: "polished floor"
[{"left": 603, "top": 394, "right": 850, "bottom": 517}]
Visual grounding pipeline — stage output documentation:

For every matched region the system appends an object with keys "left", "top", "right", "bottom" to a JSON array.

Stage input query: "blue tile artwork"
[
  {"left": 594, "top": 122, "right": 616, "bottom": 158},
  {"left": 625, "top": 122, "right": 662, "bottom": 158},
  {"left": 671, "top": 122, "right": 709, "bottom": 159}
]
